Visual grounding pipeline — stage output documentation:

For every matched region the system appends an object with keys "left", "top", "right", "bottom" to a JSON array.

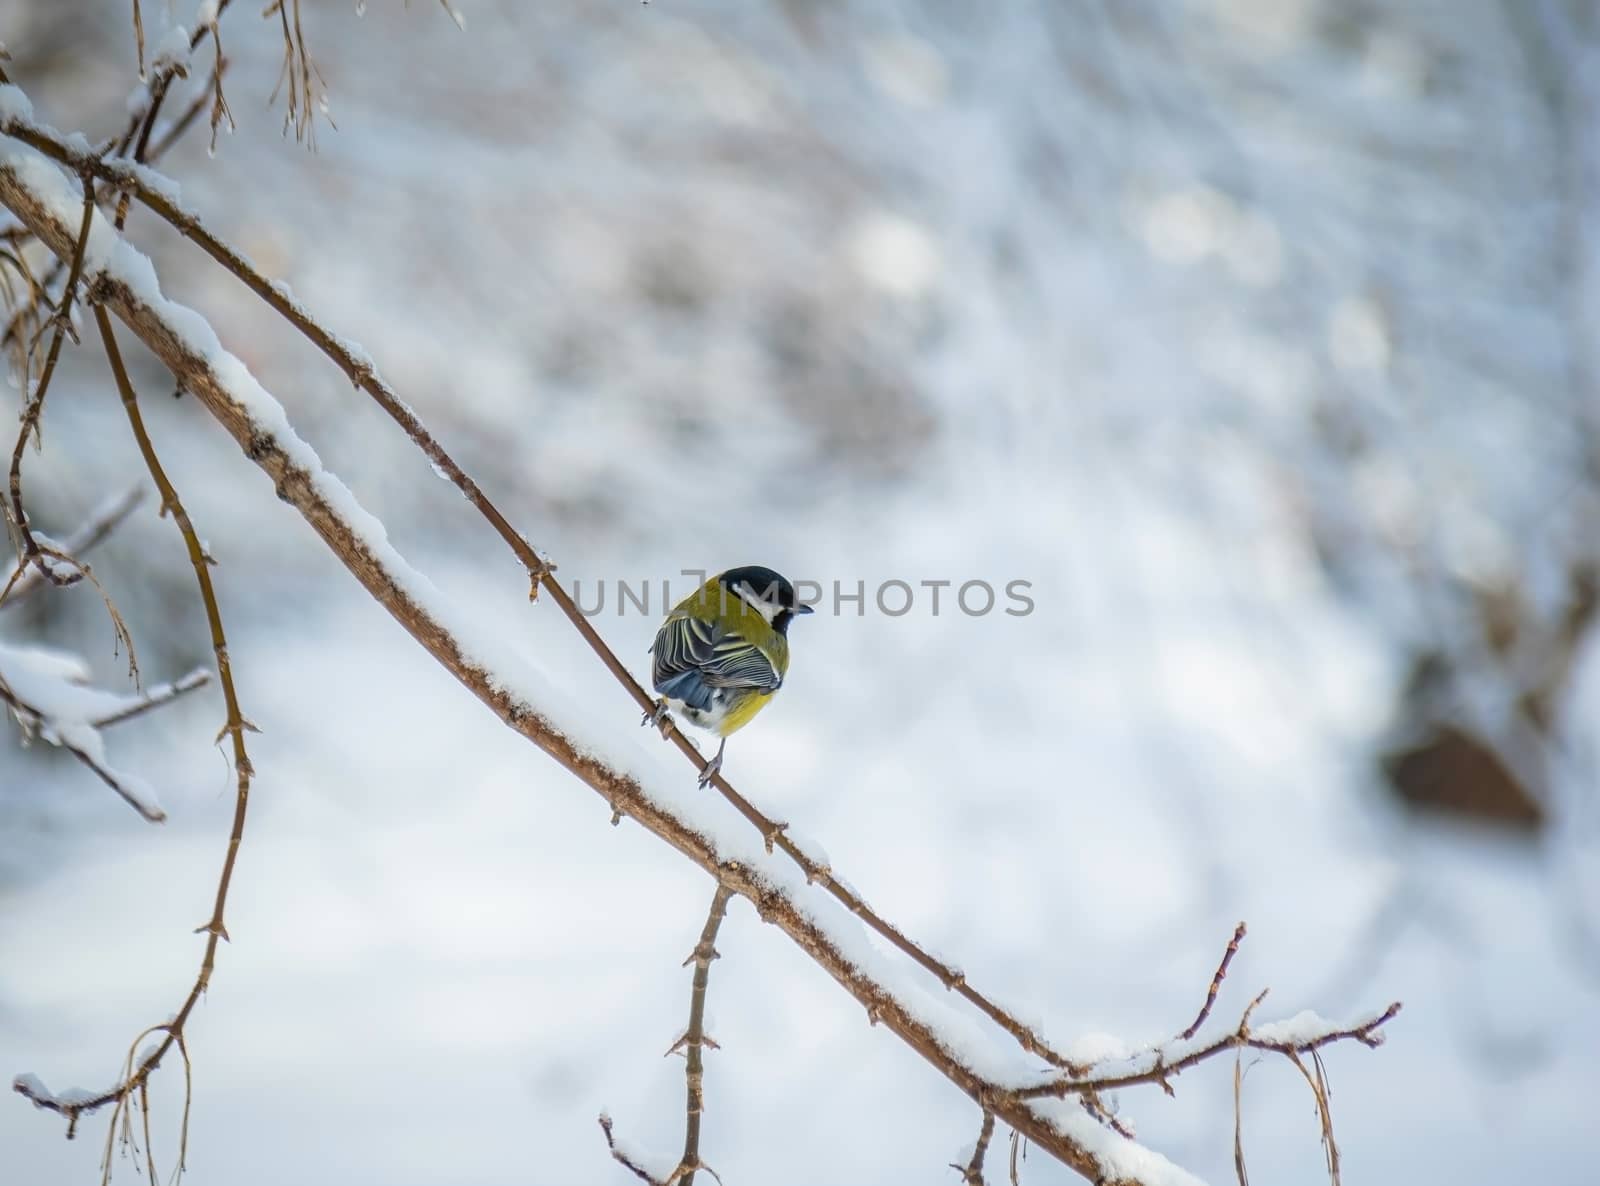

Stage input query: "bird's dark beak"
[{"left": 795, "top": 603, "right": 815, "bottom": 614}]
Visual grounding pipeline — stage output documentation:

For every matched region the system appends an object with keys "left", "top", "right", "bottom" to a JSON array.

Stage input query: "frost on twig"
[
  {"left": 0, "top": 641, "right": 209, "bottom": 822},
  {"left": 0, "top": 486, "right": 143, "bottom": 608},
  {"left": 1014, "top": 927, "right": 1400, "bottom": 1186}
]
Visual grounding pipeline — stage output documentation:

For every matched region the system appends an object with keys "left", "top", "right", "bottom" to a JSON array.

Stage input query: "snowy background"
[{"left": 3, "top": 0, "right": 1599, "bottom": 1183}]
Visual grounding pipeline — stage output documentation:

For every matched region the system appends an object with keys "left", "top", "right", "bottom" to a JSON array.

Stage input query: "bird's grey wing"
[
  {"left": 698, "top": 634, "right": 782, "bottom": 691},
  {"left": 651, "top": 615, "right": 780, "bottom": 699},
  {"left": 651, "top": 614, "right": 718, "bottom": 690}
]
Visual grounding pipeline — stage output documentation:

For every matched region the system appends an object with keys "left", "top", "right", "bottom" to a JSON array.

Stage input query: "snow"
[
  {"left": 1251, "top": 1008, "right": 1385, "bottom": 1047},
  {"left": 0, "top": 642, "right": 169, "bottom": 822},
  {"left": 0, "top": 84, "right": 32, "bottom": 124},
  {"left": 12, "top": 1073, "right": 111, "bottom": 1111},
  {"left": 1030, "top": 1097, "right": 1209, "bottom": 1186},
  {"left": 152, "top": 27, "right": 192, "bottom": 77},
  {"left": 3, "top": 7, "right": 1596, "bottom": 1186}
]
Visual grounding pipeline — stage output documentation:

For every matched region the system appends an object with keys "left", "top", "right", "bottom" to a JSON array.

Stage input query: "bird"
[{"left": 645, "top": 566, "right": 813, "bottom": 787}]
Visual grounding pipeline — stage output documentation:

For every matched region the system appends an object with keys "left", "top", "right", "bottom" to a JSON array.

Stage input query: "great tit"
[{"left": 645, "top": 566, "right": 813, "bottom": 786}]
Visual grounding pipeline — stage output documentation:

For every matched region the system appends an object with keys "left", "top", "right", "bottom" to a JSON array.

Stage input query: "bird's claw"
[
  {"left": 641, "top": 700, "right": 671, "bottom": 734},
  {"left": 697, "top": 750, "right": 723, "bottom": 789}
]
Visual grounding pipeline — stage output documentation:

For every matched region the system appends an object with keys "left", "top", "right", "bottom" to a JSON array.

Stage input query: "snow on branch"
[
  {"left": 0, "top": 642, "right": 210, "bottom": 823},
  {"left": 0, "top": 486, "right": 143, "bottom": 608}
]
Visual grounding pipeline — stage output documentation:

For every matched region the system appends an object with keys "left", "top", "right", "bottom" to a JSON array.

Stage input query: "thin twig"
[
  {"left": 5, "top": 174, "right": 95, "bottom": 588},
  {"left": 1232, "top": 1051, "right": 1250, "bottom": 1186},
  {"left": 0, "top": 677, "right": 166, "bottom": 822},
  {"left": 1018, "top": 1001, "right": 1402, "bottom": 1100},
  {"left": 607, "top": 885, "right": 735, "bottom": 1186},
  {"left": 14, "top": 304, "right": 266, "bottom": 1139},
  {"left": 599, "top": 1113, "right": 666, "bottom": 1185},
  {"left": 951, "top": 1110, "right": 995, "bottom": 1186},
  {"left": 0, "top": 485, "right": 143, "bottom": 608},
  {"left": 91, "top": 667, "right": 211, "bottom": 727},
  {"left": 1182, "top": 922, "right": 1246, "bottom": 1039},
  {"left": 674, "top": 885, "right": 733, "bottom": 1186}
]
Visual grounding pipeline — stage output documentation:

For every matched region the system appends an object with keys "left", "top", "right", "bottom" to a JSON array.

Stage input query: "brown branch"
[
  {"left": 10, "top": 303, "right": 266, "bottom": 1138},
  {"left": 1232, "top": 1048, "right": 1249, "bottom": 1186},
  {"left": 5, "top": 173, "right": 95, "bottom": 588},
  {"left": 951, "top": 1110, "right": 996, "bottom": 1186},
  {"left": 0, "top": 162, "right": 1153, "bottom": 1186},
  {"left": 674, "top": 885, "right": 733, "bottom": 1186},
  {"left": 0, "top": 120, "right": 1099, "bottom": 1082},
  {"left": 131, "top": 0, "right": 146, "bottom": 79},
  {"left": 606, "top": 885, "right": 734, "bottom": 1186},
  {"left": 1182, "top": 921, "right": 1246, "bottom": 1040}
]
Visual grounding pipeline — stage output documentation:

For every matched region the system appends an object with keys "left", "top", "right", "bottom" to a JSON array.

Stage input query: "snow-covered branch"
[
  {"left": 0, "top": 627, "right": 209, "bottom": 823},
  {"left": 1020, "top": 1001, "right": 1401, "bottom": 1100}
]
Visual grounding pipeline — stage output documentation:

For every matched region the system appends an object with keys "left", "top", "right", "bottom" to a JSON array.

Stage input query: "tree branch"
[{"left": 605, "top": 885, "right": 735, "bottom": 1186}]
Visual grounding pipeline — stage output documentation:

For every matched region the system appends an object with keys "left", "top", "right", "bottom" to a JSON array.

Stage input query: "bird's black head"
[{"left": 718, "top": 566, "right": 814, "bottom": 634}]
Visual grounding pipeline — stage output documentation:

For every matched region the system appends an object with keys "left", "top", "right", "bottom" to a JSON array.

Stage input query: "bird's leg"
[
  {"left": 697, "top": 738, "right": 726, "bottom": 789},
  {"left": 641, "top": 698, "right": 672, "bottom": 733}
]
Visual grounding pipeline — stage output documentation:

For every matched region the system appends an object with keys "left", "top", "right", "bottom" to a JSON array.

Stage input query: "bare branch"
[
  {"left": 5, "top": 173, "right": 96, "bottom": 591},
  {"left": 1182, "top": 921, "right": 1246, "bottom": 1040},
  {"left": 675, "top": 885, "right": 733, "bottom": 1186},
  {"left": 6, "top": 304, "right": 266, "bottom": 1150},
  {"left": 1232, "top": 1050, "right": 1249, "bottom": 1186},
  {"left": 608, "top": 885, "right": 735, "bottom": 1186},
  {"left": 951, "top": 1110, "right": 996, "bottom": 1186},
  {"left": 599, "top": 1113, "right": 673, "bottom": 1185}
]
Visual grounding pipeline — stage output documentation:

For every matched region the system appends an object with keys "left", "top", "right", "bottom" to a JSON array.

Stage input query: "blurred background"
[{"left": 2, "top": 0, "right": 1598, "bottom": 1182}]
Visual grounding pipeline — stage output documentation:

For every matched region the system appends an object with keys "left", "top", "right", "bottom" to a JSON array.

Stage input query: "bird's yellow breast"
[{"left": 713, "top": 686, "right": 776, "bottom": 737}]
